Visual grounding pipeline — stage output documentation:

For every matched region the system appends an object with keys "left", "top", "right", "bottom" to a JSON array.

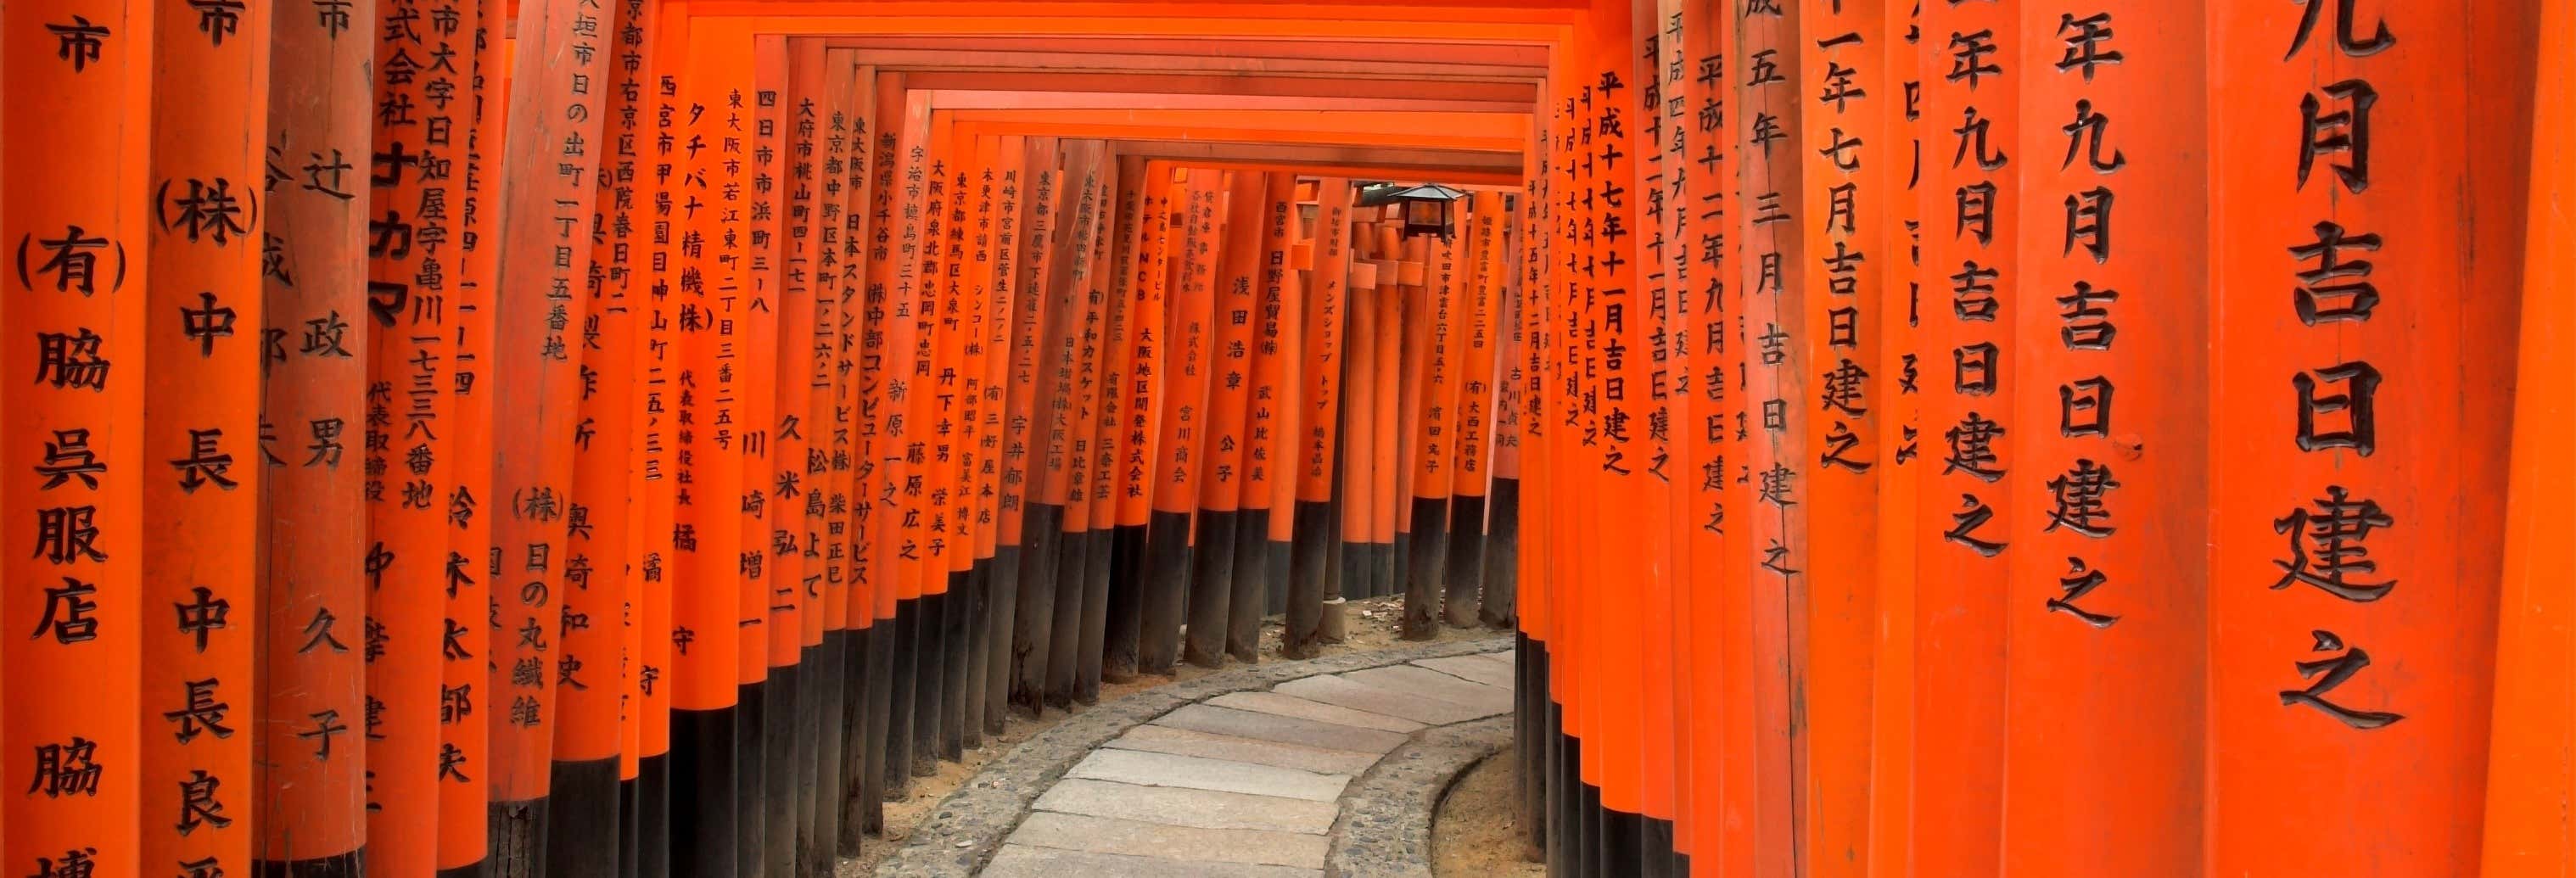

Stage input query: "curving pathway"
[{"left": 879, "top": 640, "right": 1515, "bottom": 877}]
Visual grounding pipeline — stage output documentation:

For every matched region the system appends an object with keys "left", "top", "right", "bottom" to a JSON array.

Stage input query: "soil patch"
[{"left": 1432, "top": 746, "right": 1544, "bottom": 878}]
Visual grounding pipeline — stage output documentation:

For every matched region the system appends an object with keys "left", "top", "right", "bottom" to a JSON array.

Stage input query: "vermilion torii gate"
[{"left": 1, "top": 0, "right": 2570, "bottom": 876}]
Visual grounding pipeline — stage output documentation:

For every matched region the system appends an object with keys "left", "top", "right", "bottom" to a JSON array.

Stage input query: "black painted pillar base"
[
  {"left": 1372, "top": 539, "right": 1397, "bottom": 599},
  {"left": 257, "top": 849, "right": 365, "bottom": 878},
  {"left": 1516, "top": 635, "right": 1544, "bottom": 863},
  {"left": 1641, "top": 816, "right": 1679, "bottom": 878},
  {"left": 913, "top": 588, "right": 947, "bottom": 776},
  {"left": 671, "top": 705, "right": 739, "bottom": 878},
  {"left": 735, "top": 679, "right": 765, "bottom": 878},
  {"left": 1076, "top": 527, "right": 1113, "bottom": 703},
  {"left": 1337, "top": 538, "right": 1369, "bottom": 601},
  {"left": 1044, "top": 526, "right": 1089, "bottom": 709},
  {"left": 1011, "top": 505, "right": 1064, "bottom": 717},
  {"left": 1137, "top": 509, "right": 1194, "bottom": 675},
  {"left": 1225, "top": 509, "right": 1270, "bottom": 663},
  {"left": 1401, "top": 495, "right": 1449, "bottom": 640},
  {"left": 1101, "top": 523, "right": 1149, "bottom": 681},
  {"left": 961, "top": 563, "right": 990, "bottom": 749},
  {"left": 762, "top": 663, "right": 798, "bottom": 878},
  {"left": 630, "top": 752, "right": 669, "bottom": 878},
  {"left": 1183, "top": 509, "right": 1239, "bottom": 668},
  {"left": 1442, "top": 494, "right": 1487, "bottom": 628},
  {"left": 940, "top": 570, "right": 971, "bottom": 762},
  {"left": 543, "top": 756, "right": 622, "bottom": 878},
  {"left": 803, "top": 639, "right": 842, "bottom": 878},
  {"left": 489, "top": 797, "right": 549, "bottom": 878},
  {"left": 1282, "top": 501, "right": 1334, "bottom": 659},
  {"left": 1481, "top": 478, "right": 1519, "bottom": 629},
  {"left": 885, "top": 601, "right": 919, "bottom": 797},
  {"left": 983, "top": 545, "right": 1020, "bottom": 735}
]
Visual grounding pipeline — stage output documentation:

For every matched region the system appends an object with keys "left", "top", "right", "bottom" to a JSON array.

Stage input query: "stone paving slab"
[
  {"left": 981, "top": 845, "right": 1323, "bottom": 878},
  {"left": 1344, "top": 664, "right": 1514, "bottom": 713},
  {"left": 1273, "top": 674, "right": 1498, "bottom": 724},
  {"left": 1106, "top": 724, "right": 1383, "bottom": 775},
  {"left": 1208, "top": 690, "right": 1429, "bottom": 733},
  {"left": 1411, "top": 653, "right": 1515, "bottom": 689},
  {"left": 1154, "top": 702, "right": 1412, "bottom": 753},
  {"left": 1067, "top": 747, "right": 1351, "bottom": 802},
  {"left": 1032, "top": 778, "right": 1341, "bottom": 834},
  {"left": 1007, "top": 810, "right": 1330, "bottom": 869}
]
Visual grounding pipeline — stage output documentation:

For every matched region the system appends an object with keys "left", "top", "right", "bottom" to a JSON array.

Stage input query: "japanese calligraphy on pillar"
[
  {"left": 440, "top": 0, "right": 498, "bottom": 864},
  {"left": 141, "top": 0, "right": 268, "bottom": 870}
]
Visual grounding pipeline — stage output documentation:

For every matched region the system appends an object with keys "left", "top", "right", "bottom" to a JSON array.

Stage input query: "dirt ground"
[
  {"left": 1434, "top": 746, "right": 1547, "bottom": 877},
  {"left": 848, "top": 595, "right": 1509, "bottom": 874}
]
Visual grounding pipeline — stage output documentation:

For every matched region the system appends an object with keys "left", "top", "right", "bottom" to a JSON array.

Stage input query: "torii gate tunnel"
[{"left": 2, "top": 0, "right": 2572, "bottom": 875}]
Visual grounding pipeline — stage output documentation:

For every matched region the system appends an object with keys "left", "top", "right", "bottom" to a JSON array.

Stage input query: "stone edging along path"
[
  {"left": 1327, "top": 714, "right": 1512, "bottom": 878},
  {"left": 870, "top": 635, "right": 1514, "bottom": 877}
]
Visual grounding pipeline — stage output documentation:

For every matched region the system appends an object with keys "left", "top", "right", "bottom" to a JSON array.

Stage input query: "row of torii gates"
[{"left": 3, "top": 0, "right": 2573, "bottom": 875}]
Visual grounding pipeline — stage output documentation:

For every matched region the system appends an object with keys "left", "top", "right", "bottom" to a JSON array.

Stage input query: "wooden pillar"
[
  {"left": 621, "top": 12, "right": 679, "bottom": 877},
  {"left": 443, "top": 2, "right": 503, "bottom": 871},
  {"left": 1863, "top": 0, "right": 1922, "bottom": 871},
  {"left": 2481, "top": 0, "right": 2576, "bottom": 862},
  {"left": 1102, "top": 158, "right": 1172, "bottom": 679},
  {"left": 1228, "top": 171, "right": 1295, "bottom": 658},
  {"left": 960, "top": 137, "right": 1007, "bottom": 731},
  {"left": 363, "top": 0, "right": 467, "bottom": 863},
  {"left": 141, "top": 0, "right": 266, "bottom": 873},
  {"left": 1084, "top": 154, "right": 1146, "bottom": 688},
  {"left": 1442, "top": 198, "right": 1501, "bottom": 629},
  {"left": 1402, "top": 218, "right": 1462, "bottom": 641},
  {"left": 1794, "top": 0, "right": 1884, "bottom": 873},
  {"left": 741, "top": 35, "right": 794, "bottom": 878},
  {"left": 901, "top": 115, "right": 955, "bottom": 772},
  {"left": 1047, "top": 141, "right": 1109, "bottom": 706},
  {"left": 1908, "top": 0, "right": 2017, "bottom": 873},
  {"left": 1007, "top": 137, "right": 1069, "bottom": 713},
  {"left": 775, "top": 39, "right": 838, "bottom": 872},
  {"left": 1186, "top": 171, "right": 1262, "bottom": 668},
  {"left": 1995, "top": 1, "right": 2210, "bottom": 875},
  {"left": 2206, "top": 0, "right": 2533, "bottom": 874},
  {"left": 1340, "top": 258, "right": 1380, "bottom": 604},
  {"left": 1285, "top": 178, "right": 1353, "bottom": 657},
  {"left": 1249, "top": 171, "right": 1305, "bottom": 641},
  {"left": 978, "top": 133, "right": 1029, "bottom": 736},
  {"left": 1139, "top": 168, "right": 1218, "bottom": 676},
  {"left": 485, "top": 0, "right": 616, "bottom": 858},
  {"left": 255, "top": 0, "right": 374, "bottom": 864}
]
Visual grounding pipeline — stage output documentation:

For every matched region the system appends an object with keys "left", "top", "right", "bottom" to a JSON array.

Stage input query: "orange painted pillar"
[
  {"left": 1284, "top": 177, "right": 1353, "bottom": 657},
  {"left": 779, "top": 39, "right": 846, "bottom": 865},
  {"left": 442, "top": 1, "right": 504, "bottom": 870},
  {"left": 1340, "top": 258, "right": 1382, "bottom": 602},
  {"left": 1794, "top": 0, "right": 1884, "bottom": 873},
  {"left": 668, "top": 8, "right": 751, "bottom": 874},
  {"left": 1248, "top": 171, "right": 1305, "bottom": 638},
  {"left": 363, "top": 0, "right": 468, "bottom": 862},
  {"left": 742, "top": 34, "right": 802, "bottom": 878},
  {"left": 255, "top": 0, "right": 375, "bottom": 864},
  {"left": 960, "top": 137, "right": 1008, "bottom": 734},
  {"left": 140, "top": 0, "right": 265, "bottom": 874},
  {"left": 2206, "top": 0, "right": 2534, "bottom": 874},
  {"left": 2480, "top": 0, "right": 2576, "bottom": 863},
  {"left": 977, "top": 133, "right": 1031, "bottom": 738},
  {"left": 716, "top": 38, "right": 775, "bottom": 874},
  {"left": 1909, "top": 0, "right": 2017, "bottom": 874},
  {"left": 1996, "top": 2, "right": 2210, "bottom": 875},
  {"left": 874, "top": 82, "right": 931, "bottom": 790},
  {"left": 1863, "top": 0, "right": 1922, "bottom": 872},
  {"left": 1442, "top": 198, "right": 1501, "bottom": 629},
  {"left": 1401, "top": 221, "right": 1464, "bottom": 641},
  {"left": 1048, "top": 143, "right": 1115, "bottom": 706},
  {"left": 1101, "top": 157, "right": 1170, "bottom": 679},
  {"left": 899, "top": 117, "right": 956, "bottom": 768},
  {"left": 623, "top": 11, "right": 680, "bottom": 875},
  {"left": 838, "top": 57, "right": 889, "bottom": 841},
  {"left": 1079, "top": 154, "right": 1145, "bottom": 690},
  {"left": 1007, "top": 137, "right": 1074, "bottom": 711},
  {"left": 932, "top": 131, "right": 982, "bottom": 748},
  {"left": 1185, "top": 171, "right": 1262, "bottom": 668},
  {"left": 1368, "top": 254, "right": 1403, "bottom": 599},
  {"left": 1138, "top": 167, "right": 1219, "bottom": 675},
  {"left": 1227, "top": 171, "right": 1296, "bottom": 658}
]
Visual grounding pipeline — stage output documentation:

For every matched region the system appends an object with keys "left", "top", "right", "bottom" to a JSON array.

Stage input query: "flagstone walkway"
[{"left": 972, "top": 649, "right": 1515, "bottom": 877}]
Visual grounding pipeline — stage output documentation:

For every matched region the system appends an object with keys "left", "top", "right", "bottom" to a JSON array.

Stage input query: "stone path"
[{"left": 974, "top": 648, "right": 1515, "bottom": 877}]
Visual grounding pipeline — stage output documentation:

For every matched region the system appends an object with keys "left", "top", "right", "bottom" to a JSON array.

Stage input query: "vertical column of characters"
[
  {"left": 1084, "top": 155, "right": 1145, "bottom": 685},
  {"left": 1641, "top": 8, "right": 1694, "bottom": 861},
  {"left": 1734, "top": 0, "right": 1806, "bottom": 870},
  {"left": 1445, "top": 197, "right": 1501, "bottom": 629},
  {"left": 142, "top": 0, "right": 268, "bottom": 871},
  {"left": 362, "top": 0, "right": 466, "bottom": 858},
  {"left": 1252, "top": 172, "right": 1304, "bottom": 635},
  {"left": 1227, "top": 170, "right": 1288, "bottom": 657},
  {"left": 838, "top": 59, "right": 888, "bottom": 844},
  {"left": 1402, "top": 198, "right": 1463, "bottom": 642},
  {"left": 597, "top": 0, "right": 657, "bottom": 824},
  {"left": 546, "top": 0, "right": 650, "bottom": 867},
  {"left": 2479, "top": 0, "right": 2576, "bottom": 865},
  {"left": 484, "top": 0, "right": 616, "bottom": 853},
  {"left": 1556, "top": 18, "right": 1605, "bottom": 848},
  {"left": 1100, "top": 156, "right": 1163, "bottom": 679},
  {"left": 958, "top": 137, "right": 1005, "bottom": 735},
  {"left": 976, "top": 135, "right": 1028, "bottom": 738},
  {"left": 669, "top": 11, "right": 750, "bottom": 874},
  {"left": 742, "top": 36, "right": 798, "bottom": 878},
  {"left": 871, "top": 87, "right": 931, "bottom": 793},
  {"left": 1044, "top": 145, "right": 1108, "bottom": 703},
  {"left": 1285, "top": 178, "right": 1353, "bottom": 657},
  {"left": 1673, "top": 0, "right": 1735, "bottom": 864},
  {"left": 619, "top": 10, "right": 680, "bottom": 873},
  {"left": 1139, "top": 169, "right": 1218, "bottom": 675},
  {"left": 1795, "top": 0, "right": 1884, "bottom": 871},
  {"left": 910, "top": 111, "right": 965, "bottom": 772},
  {"left": 1006, "top": 138, "right": 1069, "bottom": 707},
  {"left": 1996, "top": 2, "right": 2210, "bottom": 874},
  {"left": 252, "top": 0, "right": 375, "bottom": 864},
  {"left": 1537, "top": 52, "right": 1586, "bottom": 875},
  {"left": 1862, "top": 3, "right": 1922, "bottom": 871},
  {"left": 1582, "top": 0, "right": 1653, "bottom": 848},
  {"left": 1908, "top": 0, "right": 2018, "bottom": 872},
  {"left": 440, "top": 0, "right": 502, "bottom": 869},
  {"left": 929, "top": 128, "right": 977, "bottom": 747},
  {"left": 776, "top": 41, "right": 838, "bottom": 870},
  {"left": 713, "top": 42, "right": 771, "bottom": 877},
  {"left": 1184, "top": 171, "right": 1259, "bottom": 667},
  {"left": 2207, "top": 0, "right": 2534, "bottom": 874}
]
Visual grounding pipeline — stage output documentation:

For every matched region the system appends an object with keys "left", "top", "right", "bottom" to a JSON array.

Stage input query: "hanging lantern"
[{"left": 1357, "top": 182, "right": 1467, "bottom": 240}]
